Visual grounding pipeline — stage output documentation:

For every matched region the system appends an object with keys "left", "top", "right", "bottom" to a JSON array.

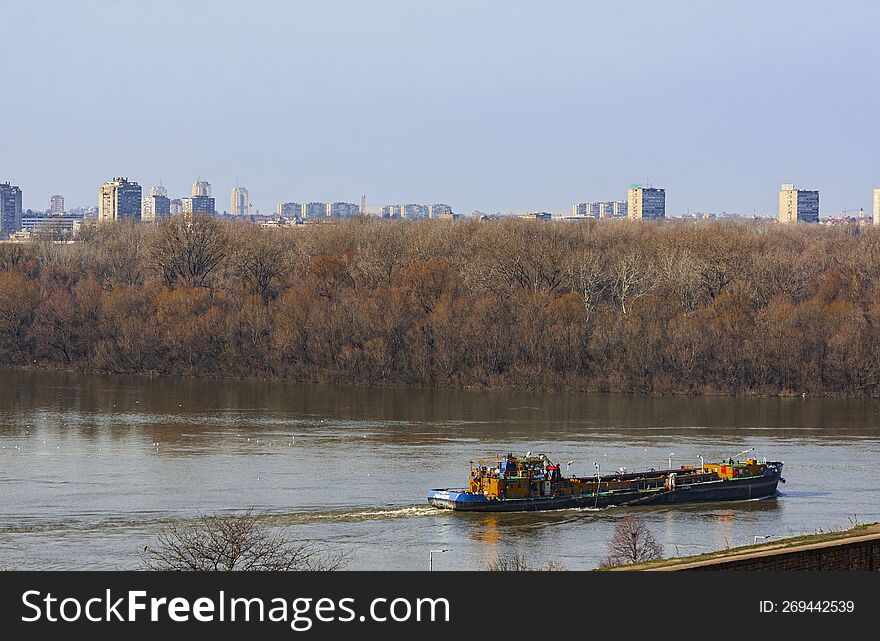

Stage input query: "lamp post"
[
  {"left": 698, "top": 455, "right": 704, "bottom": 472},
  {"left": 429, "top": 549, "right": 450, "bottom": 571},
  {"left": 594, "top": 462, "right": 601, "bottom": 508},
  {"left": 668, "top": 452, "right": 674, "bottom": 470},
  {"left": 754, "top": 535, "right": 773, "bottom": 545}
]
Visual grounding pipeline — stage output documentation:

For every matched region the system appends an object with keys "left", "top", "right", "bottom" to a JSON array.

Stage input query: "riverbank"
[
  {"left": 4, "top": 364, "right": 874, "bottom": 399},
  {"left": 613, "top": 522, "right": 880, "bottom": 571}
]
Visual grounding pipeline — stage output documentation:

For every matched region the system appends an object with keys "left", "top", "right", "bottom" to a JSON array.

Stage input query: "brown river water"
[{"left": 1, "top": 370, "right": 879, "bottom": 570}]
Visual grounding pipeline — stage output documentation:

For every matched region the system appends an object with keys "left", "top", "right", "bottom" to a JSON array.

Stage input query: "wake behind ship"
[{"left": 428, "top": 452, "right": 784, "bottom": 512}]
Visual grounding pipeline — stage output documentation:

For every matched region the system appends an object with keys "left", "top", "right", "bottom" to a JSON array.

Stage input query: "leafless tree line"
[{"left": 3, "top": 215, "right": 880, "bottom": 395}]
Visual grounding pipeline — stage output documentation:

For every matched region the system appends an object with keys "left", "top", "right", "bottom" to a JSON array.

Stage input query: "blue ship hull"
[{"left": 428, "top": 467, "right": 782, "bottom": 512}]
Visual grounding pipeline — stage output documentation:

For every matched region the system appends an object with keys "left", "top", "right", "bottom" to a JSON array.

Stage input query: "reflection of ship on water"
[
  {"left": 471, "top": 515, "right": 502, "bottom": 544},
  {"left": 429, "top": 451, "right": 785, "bottom": 513}
]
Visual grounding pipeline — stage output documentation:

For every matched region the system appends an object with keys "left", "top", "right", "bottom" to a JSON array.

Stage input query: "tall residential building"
[
  {"left": 230, "top": 186, "right": 249, "bottom": 216},
  {"left": 401, "top": 203, "right": 428, "bottom": 219},
  {"left": 303, "top": 202, "right": 326, "bottom": 220},
  {"left": 192, "top": 180, "right": 211, "bottom": 197},
  {"left": 627, "top": 186, "right": 665, "bottom": 221},
  {"left": 170, "top": 198, "right": 183, "bottom": 216},
  {"left": 181, "top": 195, "right": 215, "bottom": 219},
  {"left": 382, "top": 204, "right": 402, "bottom": 218},
  {"left": 98, "top": 177, "right": 142, "bottom": 222},
  {"left": 778, "top": 184, "right": 819, "bottom": 224},
  {"left": 180, "top": 178, "right": 214, "bottom": 221},
  {"left": 326, "top": 202, "right": 359, "bottom": 219},
  {"left": 873, "top": 188, "right": 880, "bottom": 226},
  {"left": 277, "top": 202, "right": 303, "bottom": 217},
  {"left": 141, "top": 186, "right": 171, "bottom": 223},
  {"left": 572, "top": 202, "right": 593, "bottom": 218},
  {"left": 574, "top": 200, "right": 626, "bottom": 218},
  {"left": 49, "top": 194, "right": 65, "bottom": 214},
  {"left": 586, "top": 202, "right": 601, "bottom": 217},
  {"left": 598, "top": 201, "right": 618, "bottom": 218},
  {"left": 0, "top": 182, "right": 23, "bottom": 238}
]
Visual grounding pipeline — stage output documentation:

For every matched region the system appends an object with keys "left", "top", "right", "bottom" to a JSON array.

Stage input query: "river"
[{"left": 1, "top": 370, "right": 879, "bottom": 570}]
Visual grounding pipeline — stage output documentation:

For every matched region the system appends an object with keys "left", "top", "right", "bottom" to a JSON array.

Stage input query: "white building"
[
  {"left": 873, "top": 188, "right": 880, "bottom": 226},
  {"left": 141, "top": 186, "right": 171, "bottom": 223},
  {"left": 230, "top": 186, "right": 249, "bottom": 216},
  {"left": 49, "top": 194, "right": 65, "bottom": 214},
  {"left": 192, "top": 180, "right": 211, "bottom": 197}
]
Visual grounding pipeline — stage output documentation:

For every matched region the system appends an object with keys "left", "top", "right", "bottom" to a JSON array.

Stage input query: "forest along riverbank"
[
  {"left": 5, "top": 219, "right": 880, "bottom": 396},
  {"left": 1, "top": 370, "right": 879, "bottom": 570}
]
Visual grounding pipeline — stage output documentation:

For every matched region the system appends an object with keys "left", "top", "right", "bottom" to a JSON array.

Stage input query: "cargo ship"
[{"left": 427, "top": 451, "right": 784, "bottom": 512}]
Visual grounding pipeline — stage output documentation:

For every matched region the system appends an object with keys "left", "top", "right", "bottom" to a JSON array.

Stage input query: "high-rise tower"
[{"left": 98, "top": 177, "right": 142, "bottom": 222}]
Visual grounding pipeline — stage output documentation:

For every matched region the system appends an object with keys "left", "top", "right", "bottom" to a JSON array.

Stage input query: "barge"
[{"left": 428, "top": 452, "right": 784, "bottom": 512}]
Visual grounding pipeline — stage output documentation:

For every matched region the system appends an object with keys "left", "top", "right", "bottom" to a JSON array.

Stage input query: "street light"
[
  {"left": 429, "top": 549, "right": 450, "bottom": 571},
  {"left": 594, "top": 462, "right": 601, "bottom": 508},
  {"left": 668, "top": 452, "right": 675, "bottom": 469},
  {"left": 754, "top": 535, "right": 773, "bottom": 545},
  {"left": 697, "top": 454, "right": 704, "bottom": 472}
]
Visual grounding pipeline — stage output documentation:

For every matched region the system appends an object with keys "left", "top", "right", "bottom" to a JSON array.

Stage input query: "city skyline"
[
  {"left": 12, "top": 172, "right": 880, "bottom": 221},
  {"left": 3, "top": 1, "right": 879, "bottom": 215},
  {"left": 11, "top": 174, "right": 880, "bottom": 221}
]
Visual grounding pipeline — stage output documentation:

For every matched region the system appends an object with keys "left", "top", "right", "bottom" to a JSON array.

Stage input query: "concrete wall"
[{"left": 679, "top": 536, "right": 880, "bottom": 571}]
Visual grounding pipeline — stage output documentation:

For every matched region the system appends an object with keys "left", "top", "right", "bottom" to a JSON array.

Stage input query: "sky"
[{"left": 3, "top": 0, "right": 879, "bottom": 216}]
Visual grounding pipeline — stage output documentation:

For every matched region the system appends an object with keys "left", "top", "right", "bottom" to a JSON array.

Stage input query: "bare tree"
[
  {"left": 141, "top": 510, "right": 347, "bottom": 571},
  {"left": 487, "top": 552, "right": 564, "bottom": 571},
  {"left": 0, "top": 242, "right": 34, "bottom": 272},
  {"left": 600, "top": 514, "right": 663, "bottom": 568},
  {"left": 84, "top": 221, "right": 148, "bottom": 290},
  {"left": 228, "top": 224, "right": 291, "bottom": 303},
  {"left": 0, "top": 271, "right": 42, "bottom": 350},
  {"left": 148, "top": 215, "right": 228, "bottom": 289},
  {"left": 566, "top": 249, "right": 608, "bottom": 312},
  {"left": 608, "top": 248, "right": 655, "bottom": 314}
]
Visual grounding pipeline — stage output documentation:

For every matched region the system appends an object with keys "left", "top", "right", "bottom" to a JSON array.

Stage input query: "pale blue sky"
[{"left": 3, "top": 0, "right": 879, "bottom": 215}]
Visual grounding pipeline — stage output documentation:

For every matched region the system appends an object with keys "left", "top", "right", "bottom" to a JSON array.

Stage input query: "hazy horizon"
[{"left": 3, "top": 0, "right": 879, "bottom": 215}]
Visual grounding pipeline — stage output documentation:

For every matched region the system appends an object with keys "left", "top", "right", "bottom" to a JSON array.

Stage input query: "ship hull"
[{"left": 427, "top": 468, "right": 782, "bottom": 512}]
